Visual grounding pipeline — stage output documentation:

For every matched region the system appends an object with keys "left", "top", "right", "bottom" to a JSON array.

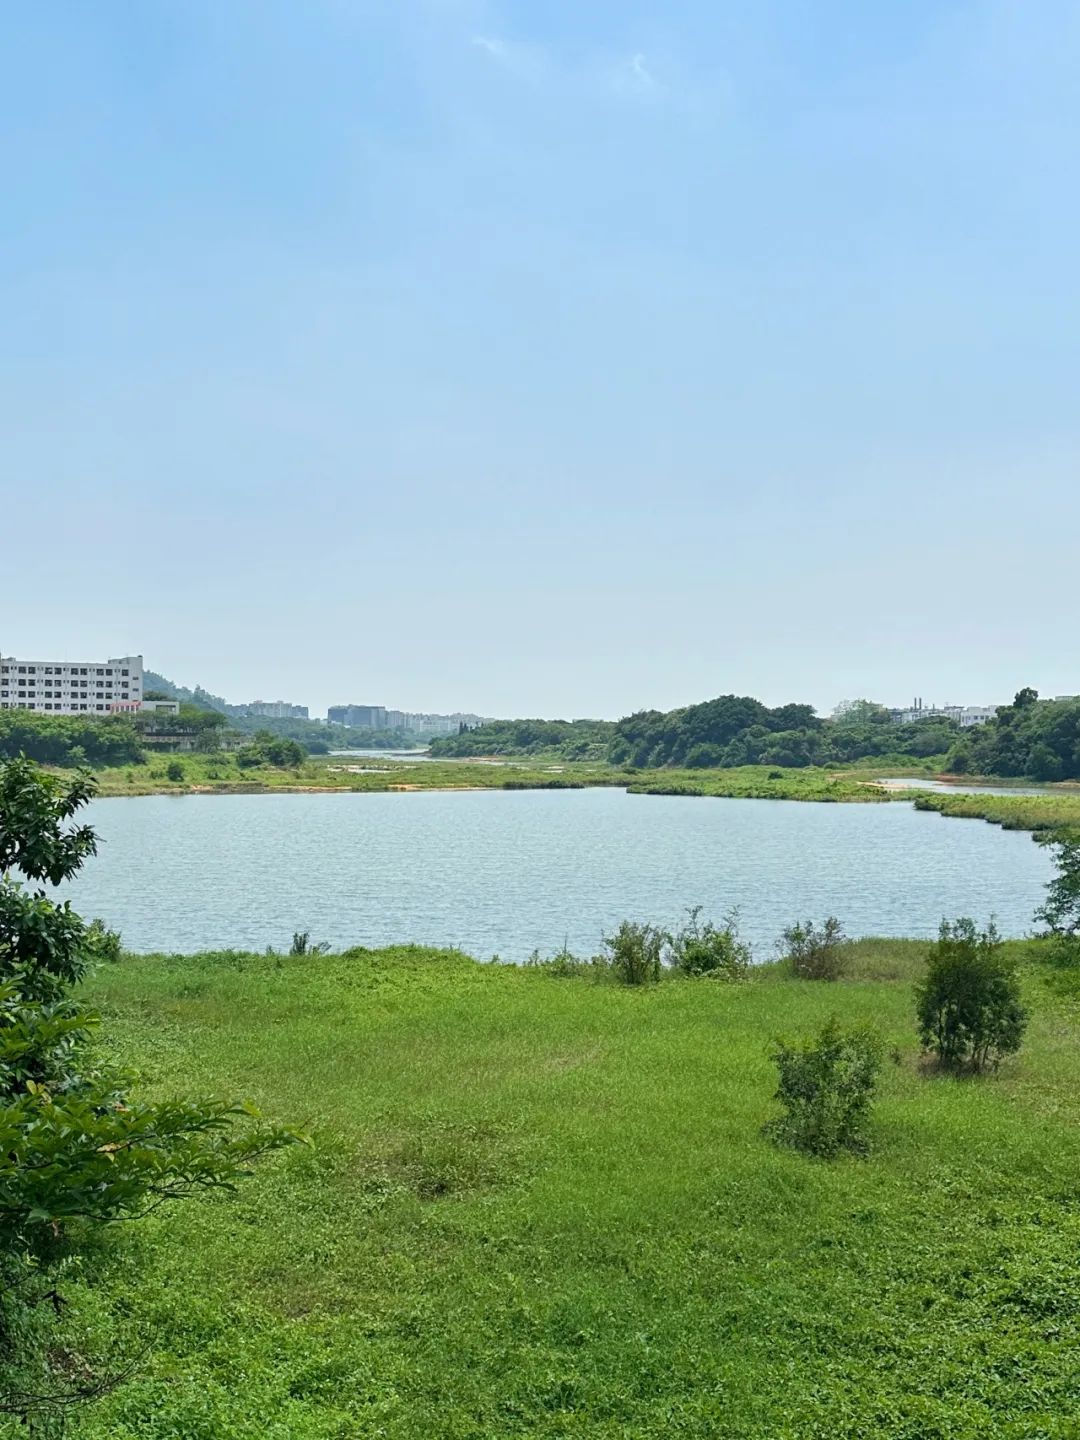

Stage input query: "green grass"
[
  {"left": 914, "top": 790, "right": 1080, "bottom": 833},
  {"left": 85, "top": 754, "right": 630, "bottom": 796},
  {"left": 84, "top": 757, "right": 899, "bottom": 805},
  {"left": 36, "top": 940, "right": 1080, "bottom": 1439},
  {"left": 626, "top": 764, "right": 892, "bottom": 803}
]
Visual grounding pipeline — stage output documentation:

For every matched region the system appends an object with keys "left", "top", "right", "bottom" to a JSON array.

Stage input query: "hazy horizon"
[{"left": 6, "top": 2, "right": 1078, "bottom": 717}]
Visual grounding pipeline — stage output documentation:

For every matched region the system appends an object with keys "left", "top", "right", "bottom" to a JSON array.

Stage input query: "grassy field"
[
  {"left": 86, "top": 754, "right": 627, "bottom": 796},
  {"left": 914, "top": 790, "right": 1080, "bottom": 832},
  {"left": 86, "top": 756, "right": 896, "bottom": 805},
  {"left": 626, "top": 765, "right": 891, "bottom": 803},
  {"left": 38, "top": 940, "right": 1080, "bottom": 1439}
]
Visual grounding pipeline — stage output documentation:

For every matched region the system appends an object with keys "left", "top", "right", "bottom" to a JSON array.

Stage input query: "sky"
[{"left": 3, "top": 1, "right": 1078, "bottom": 720}]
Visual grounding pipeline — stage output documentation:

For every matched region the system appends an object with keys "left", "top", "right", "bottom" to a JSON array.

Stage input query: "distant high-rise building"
[
  {"left": 248, "top": 700, "right": 309, "bottom": 719},
  {"left": 327, "top": 704, "right": 387, "bottom": 729},
  {"left": 327, "top": 704, "right": 492, "bottom": 734},
  {"left": 0, "top": 653, "right": 144, "bottom": 715}
]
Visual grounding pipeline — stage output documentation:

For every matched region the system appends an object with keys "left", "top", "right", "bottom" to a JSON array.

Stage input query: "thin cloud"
[
  {"left": 469, "top": 32, "right": 548, "bottom": 84},
  {"left": 470, "top": 34, "right": 675, "bottom": 107},
  {"left": 471, "top": 34, "right": 506, "bottom": 59},
  {"left": 630, "top": 53, "right": 656, "bottom": 89}
]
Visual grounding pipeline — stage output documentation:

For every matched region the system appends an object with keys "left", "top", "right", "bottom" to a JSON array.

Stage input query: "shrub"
[
  {"left": 916, "top": 918, "right": 1026, "bottom": 1072},
  {"left": 165, "top": 759, "right": 185, "bottom": 782},
  {"left": 766, "top": 1017, "right": 881, "bottom": 1157},
  {"left": 670, "top": 905, "right": 751, "bottom": 980},
  {"left": 524, "top": 942, "right": 601, "bottom": 978},
  {"left": 237, "top": 733, "right": 305, "bottom": 770},
  {"left": 289, "top": 931, "right": 330, "bottom": 956},
  {"left": 85, "top": 916, "right": 123, "bottom": 964},
  {"left": 781, "top": 916, "right": 847, "bottom": 980},
  {"left": 601, "top": 920, "right": 666, "bottom": 985}
]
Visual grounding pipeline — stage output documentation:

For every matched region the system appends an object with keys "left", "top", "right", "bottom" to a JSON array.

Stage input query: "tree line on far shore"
[
  {"left": 434, "top": 689, "right": 1080, "bottom": 781},
  {"left": 7, "top": 685, "right": 1080, "bottom": 783}
]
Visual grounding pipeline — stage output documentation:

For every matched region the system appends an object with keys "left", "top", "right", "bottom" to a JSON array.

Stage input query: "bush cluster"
[
  {"left": 781, "top": 916, "right": 848, "bottom": 979},
  {"left": 767, "top": 1017, "right": 882, "bottom": 1157},
  {"left": 529, "top": 908, "right": 755, "bottom": 985},
  {"left": 916, "top": 919, "right": 1026, "bottom": 1071},
  {"left": 236, "top": 730, "right": 306, "bottom": 769},
  {"left": 669, "top": 906, "right": 752, "bottom": 980}
]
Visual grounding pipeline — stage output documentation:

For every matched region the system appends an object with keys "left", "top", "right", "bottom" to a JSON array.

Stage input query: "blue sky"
[{"left": 3, "top": 1, "right": 1078, "bottom": 718}]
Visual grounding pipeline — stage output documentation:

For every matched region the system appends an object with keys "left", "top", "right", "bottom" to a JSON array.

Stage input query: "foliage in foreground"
[
  {"left": 915, "top": 918, "right": 1027, "bottom": 1072},
  {"left": 0, "top": 759, "right": 299, "bottom": 1425},
  {"left": 766, "top": 1016, "right": 882, "bottom": 1157}
]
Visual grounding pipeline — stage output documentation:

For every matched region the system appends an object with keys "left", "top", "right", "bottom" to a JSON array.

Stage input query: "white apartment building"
[
  {"left": 892, "top": 701, "right": 1000, "bottom": 728},
  {"left": 0, "top": 654, "right": 144, "bottom": 715},
  {"left": 248, "top": 700, "right": 309, "bottom": 720}
]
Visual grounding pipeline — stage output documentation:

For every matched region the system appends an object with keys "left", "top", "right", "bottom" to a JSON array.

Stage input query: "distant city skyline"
[
  {"left": 33, "top": 645, "right": 1049, "bottom": 723},
  {"left": 6, "top": 3, "right": 1078, "bottom": 717}
]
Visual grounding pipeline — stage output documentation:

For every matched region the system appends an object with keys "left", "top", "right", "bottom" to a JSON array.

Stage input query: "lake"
[{"left": 59, "top": 788, "right": 1054, "bottom": 961}]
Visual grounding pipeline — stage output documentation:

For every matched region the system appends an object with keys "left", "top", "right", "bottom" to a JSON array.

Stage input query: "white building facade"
[
  {"left": 0, "top": 654, "right": 144, "bottom": 715},
  {"left": 890, "top": 700, "right": 1000, "bottom": 728},
  {"left": 248, "top": 700, "right": 309, "bottom": 720}
]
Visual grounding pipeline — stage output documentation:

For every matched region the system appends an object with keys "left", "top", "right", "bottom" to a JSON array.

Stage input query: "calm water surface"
[{"left": 59, "top": 789, "right": 1053, "bottom": 960}]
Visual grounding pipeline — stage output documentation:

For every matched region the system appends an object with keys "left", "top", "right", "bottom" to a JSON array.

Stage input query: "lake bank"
[{"left": 76, "top": 756, "right": 1080, "bottom": 834}]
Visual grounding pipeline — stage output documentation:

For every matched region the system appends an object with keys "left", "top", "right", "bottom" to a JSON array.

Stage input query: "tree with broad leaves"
[{"left": 0, "top": 757, "right": 302, "bottom": 1425}]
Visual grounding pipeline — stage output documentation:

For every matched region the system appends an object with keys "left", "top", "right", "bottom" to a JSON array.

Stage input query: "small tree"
[
  {"left": 781, "top": 917, "right": 847, "bottom": 980},
  {"left": 601, "top": 921, "right": 665, "bottom": 985},
  {"left": 1035, "top": 830, "right": 1080, "bottom": 963},
  {"left": 766, "top": 1017, "right": 881, "bottom": 1158},
  {"left": 916, "top": 918, "right": 1026, "bottom": 1072},
  {"left": 670, "top": 906, "right": 751, "bottom": 980},
  {"left": 0, "top": 758, "right": 300, "bottom": 1419}
]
